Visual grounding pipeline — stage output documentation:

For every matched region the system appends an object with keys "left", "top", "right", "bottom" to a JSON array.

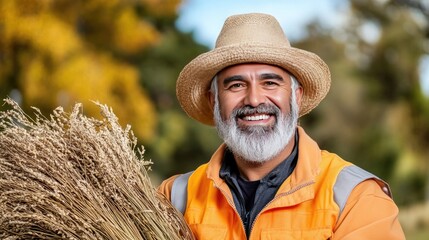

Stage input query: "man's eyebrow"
[
  {"left": 222, "top": 75, "right": 245, "bottom": 85},
  {"left": 221, "top": 73, "right": 285, "bottom": 85},
  {"left": 259, "top": 73, "right": 284, "bottom": 81}
]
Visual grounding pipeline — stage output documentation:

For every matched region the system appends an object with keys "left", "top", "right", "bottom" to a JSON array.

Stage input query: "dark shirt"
[
  {"left": 237, "top": 176, "right": 260, "bottom": 213},
  {"left": 219, "top": 132, "right": 299, "bottom": 238}
]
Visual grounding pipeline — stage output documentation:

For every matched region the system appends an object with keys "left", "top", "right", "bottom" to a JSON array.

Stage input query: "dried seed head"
[{"left": 0, "top": 98, "right": 194, "bottom": 240}]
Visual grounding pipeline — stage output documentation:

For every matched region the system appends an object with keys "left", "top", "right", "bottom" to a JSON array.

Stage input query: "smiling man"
[
  {"left": 213, "top": 64, "right": 300, "bottom": 180},
  {"left": 158, "top": 13, "right": 405, "bottom": 239}
]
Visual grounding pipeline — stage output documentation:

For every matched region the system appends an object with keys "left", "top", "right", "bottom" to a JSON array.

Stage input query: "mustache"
[{"left": 232, "top": 104, "right": 280, "bottom": 118}]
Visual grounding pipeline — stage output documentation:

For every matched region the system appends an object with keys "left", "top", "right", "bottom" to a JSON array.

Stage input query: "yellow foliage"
[
  {"left": 2, "top": 1, "right": 82, "bottom": 62},
  {"left": 44, "top": 53, "right": 156, "bottom": 141},
  {"left": 0, "top": 0, "right": 182, "bottom": 141},
  {"left": 21, "top": 56, "right": 50, "bottom": 101},
  {"left": 114, "top": 7, "right": 160, "bottom": 53},
  {"left": 18, "top": 52, "right": 157, "bottom": 141},
  {"left": 84, "top": 0, "right": 122, "bottom": 11},
  {"left": 143, "top": 0, "right": 181, "bottom": 17}
]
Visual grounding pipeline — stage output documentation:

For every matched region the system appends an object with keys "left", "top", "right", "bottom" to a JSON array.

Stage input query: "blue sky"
[
  {"left": 175, "top": 0, "right": 429, "bottom": 96},
  {"left": 176, "top": 0, "right": 347, "bottom": 47}
]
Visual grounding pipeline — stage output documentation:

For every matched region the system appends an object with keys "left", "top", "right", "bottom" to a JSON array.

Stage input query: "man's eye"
[
  {"left": 229, "top": 83, "right": 244, "bottom": 89},
  {"left": 265, "top": 81, "right": 278, "bottom": 86}
]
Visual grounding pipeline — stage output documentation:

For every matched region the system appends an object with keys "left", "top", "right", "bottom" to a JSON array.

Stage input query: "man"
[{"left": 158, "top": 13, "right": 405, "bottom": 239}]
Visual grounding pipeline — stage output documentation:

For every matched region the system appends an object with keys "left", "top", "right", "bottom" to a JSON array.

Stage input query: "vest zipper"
[
  {"left": 248, "top": 180, "right": 315, "bottom": 239},
  {"left": 224, "top": 177, "right": 248, "bottom": 225},
  {"left": 212, "top": 181, "right": 248, "bottom": 237}
]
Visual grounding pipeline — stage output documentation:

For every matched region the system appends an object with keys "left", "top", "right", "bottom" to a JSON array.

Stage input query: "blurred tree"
[
  {"left": 298, "top": 0, "right": 429, "bottom": 205},
  {"left": 138, "top": 17, "right": 221, "bottom": 181},
  {"left": 350, "top": 0, "right": 428, "bottom": 205},
  {"left": 0, "top": 0, "right": 183, "bottom": 141}
]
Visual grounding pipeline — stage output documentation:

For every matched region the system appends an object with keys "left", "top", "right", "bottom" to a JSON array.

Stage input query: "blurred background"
[{"left": 0, "top": 0, "right": 428, "bottom": 238}]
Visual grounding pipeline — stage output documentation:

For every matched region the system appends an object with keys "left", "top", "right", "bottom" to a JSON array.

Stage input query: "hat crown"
[{"left": 215, "top": 13, "right": 291, "bottom": 48}]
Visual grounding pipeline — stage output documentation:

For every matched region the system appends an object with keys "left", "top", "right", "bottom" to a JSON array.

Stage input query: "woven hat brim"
[{"left": 176, "top": 43, "right": 331, "bottom": 126}]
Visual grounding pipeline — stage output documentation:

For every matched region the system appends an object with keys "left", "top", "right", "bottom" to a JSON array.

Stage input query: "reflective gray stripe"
[
  {"left": 172, "top": 166, "right": 391, "bottom": 218},
  {"left": 171, "top": 171, "right": 193, "bottom": 214},
  {"left": 334, "top": 165, "right": 391, "bottom": 217}
]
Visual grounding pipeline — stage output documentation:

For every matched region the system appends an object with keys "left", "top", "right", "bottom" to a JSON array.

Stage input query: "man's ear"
[
  {"left": 208, "top": 90, "right": 215, "bottom": 111},
  {"left": 295, "top": 86, "right": 303, "bottom": 107}
]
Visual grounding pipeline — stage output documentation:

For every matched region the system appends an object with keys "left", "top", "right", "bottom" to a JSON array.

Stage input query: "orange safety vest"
[{"left": 160, "top": 127, "right": 401, "bottom": 240}]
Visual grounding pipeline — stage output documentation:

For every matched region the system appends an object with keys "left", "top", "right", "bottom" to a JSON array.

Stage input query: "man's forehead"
[{"left": 217, "top": 63, "right": 292, "bottom": 82}]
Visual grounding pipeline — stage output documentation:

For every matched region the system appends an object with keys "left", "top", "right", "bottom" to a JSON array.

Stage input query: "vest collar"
[{"left": 207, "top": 126, "right": 322, "bottom": 196}]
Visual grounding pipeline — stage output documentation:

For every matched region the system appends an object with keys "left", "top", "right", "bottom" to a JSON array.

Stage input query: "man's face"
[
  {"left": 216, "top": 63, "right": 298, "bottom": 128},
  {"left": 212, "top": 63, "right": 302, "bottom": 163}
]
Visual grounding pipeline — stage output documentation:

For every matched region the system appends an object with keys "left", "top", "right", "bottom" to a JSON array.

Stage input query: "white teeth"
[{"left": 244, "top": 115, "right": 270, "bottom": 121}]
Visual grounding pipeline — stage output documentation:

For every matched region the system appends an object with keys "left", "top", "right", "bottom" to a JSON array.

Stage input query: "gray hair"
[{"left": 211, "top": 72, "right": 300, "bottom": 162}]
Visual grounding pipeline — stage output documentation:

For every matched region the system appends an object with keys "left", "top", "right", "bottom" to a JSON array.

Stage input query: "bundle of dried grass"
[{"left": 0, "top": 98, "right": 194, "bottom": 240}]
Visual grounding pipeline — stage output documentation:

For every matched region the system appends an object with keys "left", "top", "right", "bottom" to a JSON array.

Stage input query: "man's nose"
[{"left": 243, "top": 85, "right": 266, "bottom": 107}]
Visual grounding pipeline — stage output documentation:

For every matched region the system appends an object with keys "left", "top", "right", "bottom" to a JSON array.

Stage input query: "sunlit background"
[{"left": 1, "top": 0, "right": 428, "bottom": 238}]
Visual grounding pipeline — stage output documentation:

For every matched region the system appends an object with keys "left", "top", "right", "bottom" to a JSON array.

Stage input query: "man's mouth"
[
  {"left": 233, "top": 104, "right": 278, "bottom": 126},
  {"left": 237, "top": 113, "right": 275, "bottom": 127},
  {"left": 242, "top": 114, "right": 270, "bottom": 121}
]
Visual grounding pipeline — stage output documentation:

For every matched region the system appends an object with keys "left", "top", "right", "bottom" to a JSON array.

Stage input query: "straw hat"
[{"left": 176, "top": 13, "right": 331, "bottom": 125}]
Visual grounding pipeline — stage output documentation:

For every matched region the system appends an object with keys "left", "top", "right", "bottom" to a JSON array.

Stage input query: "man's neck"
[{"left": 234, "top": 136, "right": 296, "bottom": 181}]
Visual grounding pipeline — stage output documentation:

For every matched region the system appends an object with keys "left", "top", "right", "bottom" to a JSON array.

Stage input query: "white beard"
[{"left": 214, "top": 94, "right": 299, "bottom": 163}]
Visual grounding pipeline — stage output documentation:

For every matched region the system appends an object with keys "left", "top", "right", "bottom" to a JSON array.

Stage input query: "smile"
[{"left": 243, "top": 114, "right": 270, "bottom": 121}]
